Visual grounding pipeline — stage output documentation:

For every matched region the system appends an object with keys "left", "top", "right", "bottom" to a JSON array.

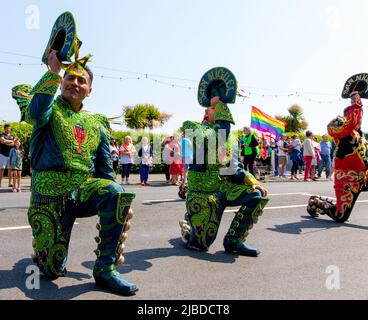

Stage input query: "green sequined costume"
[
  {"left": 180, "top": 103, "right": 269, "bottom": 256},
  {"left": 13, "top": 70, "right": 138, "bottom": 295}
]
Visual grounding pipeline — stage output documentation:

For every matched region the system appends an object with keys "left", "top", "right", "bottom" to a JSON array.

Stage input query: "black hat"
[
  {"left": 42, "top": 12, "right": 81, "bottom": 64},
  {"left": 341, "top": 73, "right": 368, "bottom": 99},
  {"left": 197, "top": 67, "right": 237, "bottom": 107},
  {"left": 305, "top": 130, "right": 313, "bottom": 137}
]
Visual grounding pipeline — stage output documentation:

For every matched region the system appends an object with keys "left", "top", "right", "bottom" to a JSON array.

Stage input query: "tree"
[
  {"left": 276, "top": 104, "right": 308, "bottom": 133},
  {"left": 123, "top": 104, "right": 172, "bottom": 130}
]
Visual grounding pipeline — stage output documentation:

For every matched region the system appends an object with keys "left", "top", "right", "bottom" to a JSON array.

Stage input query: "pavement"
[{"left": 1, "top": 174, "right": 368, "bottom": 300}]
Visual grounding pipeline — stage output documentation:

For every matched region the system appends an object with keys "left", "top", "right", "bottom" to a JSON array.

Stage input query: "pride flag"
[{"left": 250, "top": 106, "right": 287, "bottom": 139}]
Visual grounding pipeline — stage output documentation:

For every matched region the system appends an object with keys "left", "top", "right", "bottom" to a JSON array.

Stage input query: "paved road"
[{"left": 1, "top": 175, "right": 368, "bottom": 300}]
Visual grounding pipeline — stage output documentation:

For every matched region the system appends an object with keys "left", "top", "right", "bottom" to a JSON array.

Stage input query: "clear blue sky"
[{"left": 1, "top": 0, "right": 368, "bottom": 135}]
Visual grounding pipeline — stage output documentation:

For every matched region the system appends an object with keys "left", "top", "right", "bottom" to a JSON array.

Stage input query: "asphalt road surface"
[{"left": 1, "top": 175, "right": 368, "bottom": 300}]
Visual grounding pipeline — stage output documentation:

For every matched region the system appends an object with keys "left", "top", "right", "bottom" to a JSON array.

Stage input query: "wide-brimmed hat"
[
  {"left": 341, "top": 73, "right": 368, "bottom": 99},
  {"left": 197, "top": 67, "right": 237, "bottom": 107},
  {"left": 42, "top": 12, "right": 82, "bottom": 64}
]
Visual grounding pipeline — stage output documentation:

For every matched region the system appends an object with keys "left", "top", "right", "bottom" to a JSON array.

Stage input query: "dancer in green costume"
[
  {"left": 11, "top": 12, "right": 137, "bottom": 295},
  {"left": 180, "top": 67, "right": 269, "bottom": 256}
]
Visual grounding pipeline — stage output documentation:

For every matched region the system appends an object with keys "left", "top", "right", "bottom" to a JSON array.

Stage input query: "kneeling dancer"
[
  {"left": 180, "top": 67, "right": 269, "bottom": 256},
  {"left": 11, "top": 12, "right": 138, "bottom": 295},
  {"left": 307, "top": 73, "right": 368, "bottom": 222}
]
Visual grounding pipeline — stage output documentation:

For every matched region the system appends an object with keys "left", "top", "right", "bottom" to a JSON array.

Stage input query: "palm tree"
[
  {"left": 276, "top": 104, "right": 308, "bottom": 133},
  {"left": 123, "top": 104, "right": 172, "bottom": 130}
]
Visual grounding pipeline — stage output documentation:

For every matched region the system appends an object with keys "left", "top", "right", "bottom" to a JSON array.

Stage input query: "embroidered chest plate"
[{"left": 51, "top": 102, "right": 101, "bottom": 171}]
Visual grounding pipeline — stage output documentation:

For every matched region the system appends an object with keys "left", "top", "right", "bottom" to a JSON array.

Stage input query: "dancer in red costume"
[{"left": 307, "top": 74, "right": 368, "bottom": 222}]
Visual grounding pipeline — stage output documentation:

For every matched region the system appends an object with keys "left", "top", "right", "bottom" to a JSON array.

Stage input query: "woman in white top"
[
  {"left": 289, "top": 134, "right": 303, "bottom": 180},
  {"left": 138, "top": 137, "right": 153, "bottom": 186},
  {"left": 311, "top": 137, "right": 321, "bottom": 180},
  {"left": 119, "top": 136, "right": 136, "bottom": 185},
  {"left": 109, "top": 137, "right": 120, "bottom": 173},
  {"left": 303, "top": 131, "right": 315, "bottom": 181}
]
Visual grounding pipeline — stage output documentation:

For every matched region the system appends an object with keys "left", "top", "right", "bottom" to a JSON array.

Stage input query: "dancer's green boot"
[
  {"left": 93, "top": 193, "right": 138, "bottom": 295},
  {"left": 223, "top": 198, "right": 268, "bottom": 257}
]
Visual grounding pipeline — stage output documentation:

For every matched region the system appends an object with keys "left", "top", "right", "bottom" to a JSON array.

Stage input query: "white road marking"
[
  {"left": 224, "top": 204, "right": 307, "bottom": 213},
  {"left": 143, "top": 192, "right": 315, "bottom": 205},
  {"left": 303, "top": 193, "right": 336, "bottom": 200},
  {"left": 0, "top": 222, "right": 79, "bottom": 232},
  {"left": 268, "top": 192, "right": 311, "bottom": 196},
  {"left": 224, "top": 200, "right": 368, "bottom": 213},
  {"left": 3, "top": 193, "right": 368, "bottom": 231},
  {"left": 0, "top": 226, "right": 31, "bottom": 231},
  {"left": 143, "top": 199, "right": 182, "bottom": 204},
  {"left": 143, "top": 191, "right": 368, "bottom": 212}
]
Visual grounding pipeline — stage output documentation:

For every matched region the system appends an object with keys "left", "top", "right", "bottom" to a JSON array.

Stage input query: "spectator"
[
  {"left": 286, "top": 136, "right": 292, "bottom": 146},
  {"left": 330, "top": 139, "right": 337, "bottom": 181},
  {"left": 119, "top": 136, "right": 136, "bottom": 185},
  {"left": 162, "top": 136, "right": 172, "bottom": 183},
  {"left": 169, "top": 134, "right": 183, "bottom": 185},
  {"left": 161, "top": 137, "right": 171, "bottom": 184},
  {"left": 303, "top": 131, "right": 315, "bottom": 181},
  {"left": 138, "top": 137, "right": 153, "bottom": 186},
  {"left": 270, "top": 139, "right": 279, "bottom": 176},
  {"left": 317, "top": 134, "right": 332, "bottom": 180},
  {"left": 311, "top": 136, "right": 321, "bottom": 181},
  {"left": 276, "top": 134, "right": 289, "bottom": 177},
  {"left": 241, "top": 126, "right": 259, "bottom": 175},
  {"left": 299, "top": 142, "right": 305, "bottom": 174},
  {"left": 0, "top": 124, "right": 15, "bottom": 188},
  {"left": 181, "top": 131, "right": 193, "bottom": 184},
  {"left": 109, "top": 136, "right": 120, "bottom": 173},
  {"left": 9, "top": 138, "right": 24, "bottom": 192},
  {"left": 289, "top": 134, "right": 303, "bottom": 180},
  {"left": 262, "top": 138, "right": 272, "bottom": 166}
]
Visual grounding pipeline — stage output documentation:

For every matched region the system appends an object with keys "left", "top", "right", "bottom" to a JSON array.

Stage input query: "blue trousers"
[
  {"left": 318, "top": 154, "right": 331, "bottom": 178},
  {"left": 140, "top": 164, "right": 150, "bottom": 183}
]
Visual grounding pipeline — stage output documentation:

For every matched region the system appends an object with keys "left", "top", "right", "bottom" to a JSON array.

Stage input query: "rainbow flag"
[{"left": 250, "top": 106, "right": 287, "bottom": 139}]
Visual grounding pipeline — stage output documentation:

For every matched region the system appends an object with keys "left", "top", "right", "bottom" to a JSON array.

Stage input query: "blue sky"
[{"left": 1, "top": 0, "right": 368, "bottom": 135}]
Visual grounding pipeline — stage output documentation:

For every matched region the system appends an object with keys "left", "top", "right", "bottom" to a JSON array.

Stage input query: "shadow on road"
[
  {"left": 146, "top": 181, "right": 178, "bottom": 188},
  {"left": 0, "top": 258, "right": 97, "bottom": 300},
  {"left": 268, "top": 215, "right": 368, "bottom": 235},
  {"left": 82, "top": 237, "right": 237, "bottom": 274},
  {"left": 1, "top": 238, "right": 238, "bottom": 300},
  {"left": 142, "top": 199, "right": 184, "bottom": 205},
  {"left": 124, "top": 181, "right": 177, "bottom": 188},
  {"left": 0, "top": 187, "right": 31, "bottom": 194}
]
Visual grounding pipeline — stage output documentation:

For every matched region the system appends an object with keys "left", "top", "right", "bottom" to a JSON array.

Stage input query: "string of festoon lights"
[{"left": 0, "top": 50, "right": 343, "bottom": 104}]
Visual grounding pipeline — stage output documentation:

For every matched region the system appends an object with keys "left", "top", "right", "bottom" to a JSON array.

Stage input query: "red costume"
[{"left": 308, "top": 91, "right": 368, "bottom": 222}]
